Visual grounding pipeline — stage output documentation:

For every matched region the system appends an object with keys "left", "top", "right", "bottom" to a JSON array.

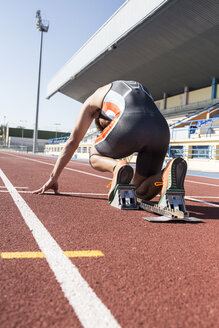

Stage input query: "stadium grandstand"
[{"left": 44, "top": 0, "right": 219, "bottom": 172}]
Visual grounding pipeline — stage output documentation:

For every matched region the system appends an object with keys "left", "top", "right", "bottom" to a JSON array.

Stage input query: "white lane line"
[
  {"left": 0, "top": 168, "right": 121, "bottom": 328},
  {"left": 70, "top": 161, "right": 90, "bottom": 166},
  {"left": 5, "top": 153, "right": 219, "bottom": 187},
  {"left": 30, "top": 191, "right": 107, "bottom": 196},
  {"left": 187, "top": 174, "right": 219, "bottom": 180},
  {"left": 2, "top": 188, "right": 218, "bottom": 210},
  {"left": 0, "top": 190, "right": 108, "bottom": 196},
  {"left": 186, "top": 196, "right": 219, "bottom": 199},
  {"left": 0, "top": 186, "right": 28, "bottom": 189},
  {"left": 5, "top": 153, "right": 111, "bottom": 181},
  {"left": 185, "top": 197, "right": 219, "bottom": 208},
  {"left": 186, "top": 180, "right": 219, "bottom": 187},
  {"left": 1, "top": 189, "right": 219, "bottom": 206}
]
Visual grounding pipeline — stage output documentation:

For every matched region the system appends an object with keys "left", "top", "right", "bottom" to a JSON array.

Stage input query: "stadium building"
[{"left": 44, "top": 0, "right": 219, "bottom": 172}]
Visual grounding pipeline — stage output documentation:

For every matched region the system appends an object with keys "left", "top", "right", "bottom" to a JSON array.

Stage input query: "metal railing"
[
  {"left": 170, "top": 118, "right": 219, "bottom": 140},
  {"left": 169, "top": 103, "right": 219, "bottom": 128},
  {"left": 168, "top": 145, "right": 219, "bottom": 160}
]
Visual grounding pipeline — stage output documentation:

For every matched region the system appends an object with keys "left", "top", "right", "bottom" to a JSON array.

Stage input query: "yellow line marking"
[
  {"left": 64, "top": 251, "right": 104, "bottom": 258},
  {"left": 1, "top": 250, "right": 104, "bottom": 259}
]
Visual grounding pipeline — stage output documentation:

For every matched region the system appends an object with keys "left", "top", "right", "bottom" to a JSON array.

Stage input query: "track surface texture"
[{"left": 0, "top": 151, "right": 219, "bottom": 328}]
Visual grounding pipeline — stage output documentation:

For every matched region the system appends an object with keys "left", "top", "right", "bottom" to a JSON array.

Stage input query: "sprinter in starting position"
[{"left": 34, "top": 80, "right": 187, "bottom": 201}]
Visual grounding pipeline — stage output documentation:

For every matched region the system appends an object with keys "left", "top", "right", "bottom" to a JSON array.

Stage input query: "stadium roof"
[{"left": 47, "top": 0, "right": 219, "bottom": 103}]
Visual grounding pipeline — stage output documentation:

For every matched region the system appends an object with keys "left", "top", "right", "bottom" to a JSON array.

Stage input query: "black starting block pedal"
[
  {"left": 139, "top": 188, "right": 203, "bottom": 223},
  {"left": 109, "top": 184, "right": 139, "bottom": 210}
]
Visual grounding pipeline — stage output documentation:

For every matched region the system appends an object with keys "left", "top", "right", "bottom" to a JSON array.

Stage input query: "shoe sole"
[
  {"left": 168, "top": 157, "right": 187, "bottom": 190},
  {"left": 159, "top": 157, "right": 187, "bottom": 206},
  {"left": 108, "top": 165, "right": 134, "bottom": 201}
]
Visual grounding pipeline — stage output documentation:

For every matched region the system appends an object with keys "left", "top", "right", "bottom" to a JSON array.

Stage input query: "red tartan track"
[{"left": 0, "top": 151, "right": 219, "bottom": 328}]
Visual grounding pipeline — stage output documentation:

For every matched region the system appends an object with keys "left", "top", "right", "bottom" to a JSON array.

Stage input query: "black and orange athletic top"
[
  {"left": 95, "top": 80, "right": 154, "bottom": 144},
  {"left": 94, "top": 80, "right": 170, "bottom": 168}
]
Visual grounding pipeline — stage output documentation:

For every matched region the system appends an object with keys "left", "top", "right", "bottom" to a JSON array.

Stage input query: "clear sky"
[{"left": 0, "top": 0, "right": 126, "bottom": 133}]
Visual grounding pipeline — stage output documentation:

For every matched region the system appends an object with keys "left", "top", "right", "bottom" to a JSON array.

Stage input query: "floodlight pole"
[
  {"left": 33, "top": 10, "right": 49, "bottom": 153},
  {"left": 33, "top": 30, "right": 43, "bottom": 153}
]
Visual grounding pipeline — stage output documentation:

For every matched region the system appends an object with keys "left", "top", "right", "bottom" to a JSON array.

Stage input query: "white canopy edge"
[{"left": 46, "top": 0, "right": 169, "bottom": 100}]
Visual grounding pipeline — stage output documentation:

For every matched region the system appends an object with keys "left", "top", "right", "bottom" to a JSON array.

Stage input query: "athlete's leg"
[
  {"left": 90, "top": 145, "right": 134, "bottom": 201},
  {"left": 134, "top": 151, "right": 187, "bottom": 202},
  {"left": 134, "top": 171, "right": 162, "bottom": 200},
  {"left": 134, "top": 151, "right": 165, "bottom": 201},
  {"left": 89, "top": 145, "right": 117, "bottom": 172}
]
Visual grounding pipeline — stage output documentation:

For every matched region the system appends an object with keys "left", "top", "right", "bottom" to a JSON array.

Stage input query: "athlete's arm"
[{"left": 33, "top": 84, "right": 111, "bottom": 194}]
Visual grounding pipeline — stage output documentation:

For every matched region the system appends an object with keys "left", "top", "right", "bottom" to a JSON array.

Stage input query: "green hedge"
[{"left": 8, "top": 128, "right": 69, "bottom": 140}]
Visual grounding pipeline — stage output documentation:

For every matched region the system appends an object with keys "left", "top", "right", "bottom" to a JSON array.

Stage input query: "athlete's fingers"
[
  {"left": 32, "top": 179, "right": 58, "bottom": 195},
  {"left": 39, "top": 186, "right": 46, "bottom": 194},
  {"left": 32, "top": 188, "right": 43, "bottom": 194},
  {"left": 39, "top": 183, "right": 58, "bottom": 195},
  {"left": 32, "top": 185, "right": 46, "bottom": 194}
]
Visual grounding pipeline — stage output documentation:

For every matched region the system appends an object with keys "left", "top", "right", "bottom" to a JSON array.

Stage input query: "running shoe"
[
  {"left": 108, "top": 160, "right": 134, "bottom": 202},
  {"left": 159, "top": 157, "right": 187, "bottom": 205}
]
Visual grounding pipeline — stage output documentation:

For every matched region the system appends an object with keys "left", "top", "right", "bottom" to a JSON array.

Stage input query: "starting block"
[
  {"left": 109, "top": 184, "right": 203, "bottom": 223},
  {"left": 109, "top": 184, "right": 139, "bottom": 210},
  {"left": 139, "top": 189, "right": 203, "bottom": 223}
]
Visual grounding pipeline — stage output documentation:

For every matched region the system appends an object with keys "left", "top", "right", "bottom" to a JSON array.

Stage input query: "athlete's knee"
[
  {"left": 89, "top": 146, "right": 102, "bottom": 169},
  {"left": 89, "top": 153, "right": 99, "bottom": 169}
]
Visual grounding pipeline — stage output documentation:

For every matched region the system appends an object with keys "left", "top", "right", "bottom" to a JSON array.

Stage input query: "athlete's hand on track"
[{"left": 32, "top": 177, "right": 59, "bottom": 195}]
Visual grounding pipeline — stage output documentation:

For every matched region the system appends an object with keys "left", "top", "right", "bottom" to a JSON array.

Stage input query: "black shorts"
[{"left": 94, "top": 81, "right": 170, "bottom": 177}]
